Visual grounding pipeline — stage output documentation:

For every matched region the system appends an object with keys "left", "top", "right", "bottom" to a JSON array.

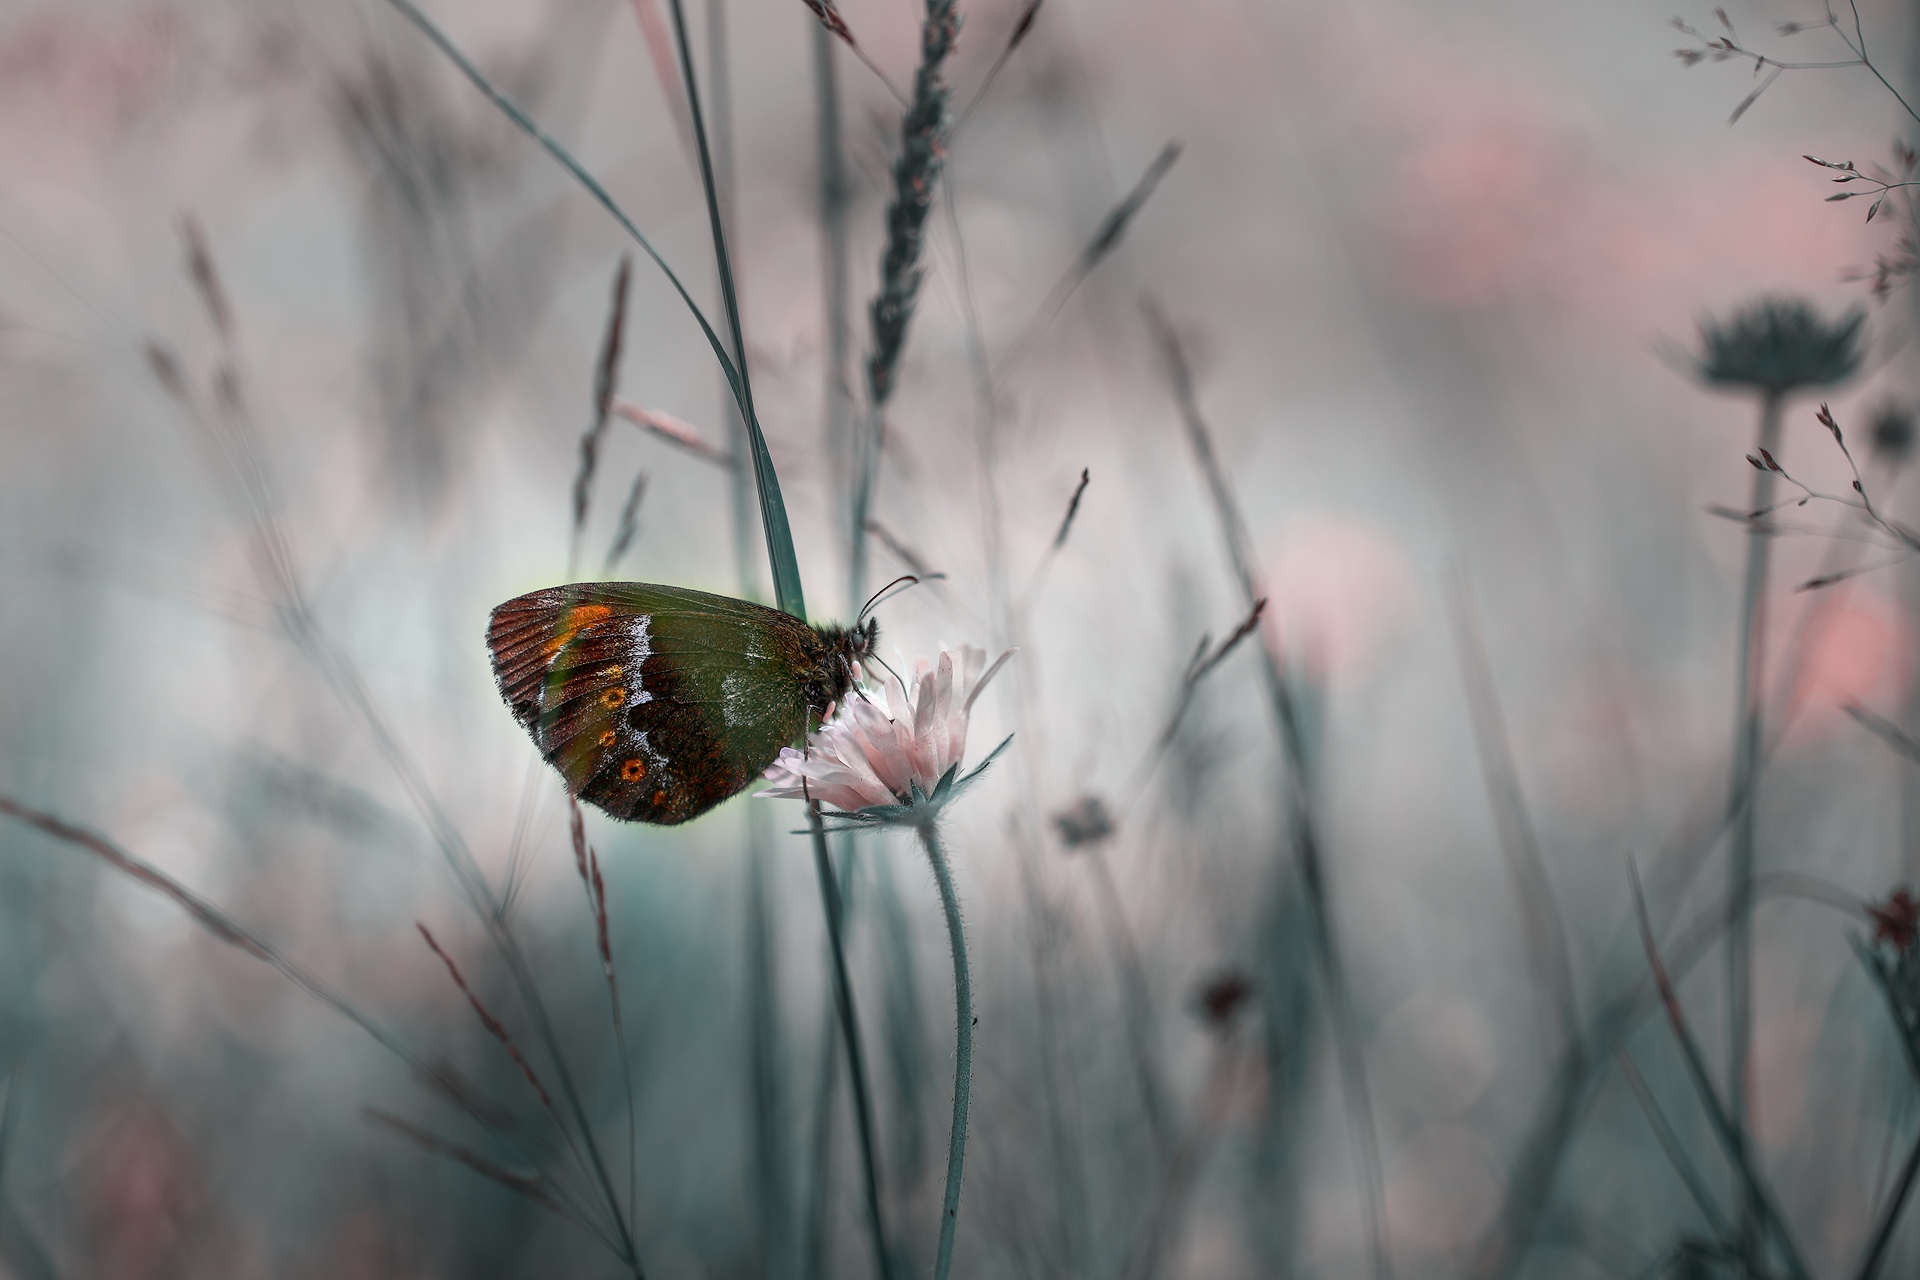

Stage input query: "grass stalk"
[
  {"left": 1614, "top": 1051, "right": 1734, "bottom": 1242},
  {"left": 850, "top": 0, "right": 958, "bottom": 607},
  {"left": 663, "top": 0, "right": 804, "bottom": 618},
  {"left": 1085, "top": 843, "right": 1174, "bottom": 1158},
  {"left": 0, "top": 796, "right": 629, "bottom": 1258},
  {"left": 918, "top": 821, "right": 972, "bottom": 1280},
  {"left": 149, "top": 293, "right": 646, "bottom": 1270},
  {"left": 1143, "top": 298, "right": 1391, "bottom": 1280},
  {"left": 385, "top": 0, "right": 806, "bottom": 617},
  {"left": 1121, "top": 1033, "right": 1244, "bottom": 1280},
  {"left": 1629, "top": 862, "right": 1811, "bottom": 1280},
  {"left": 943, "top": 175, "right": 1087, "bottom": 1275},
  {"left": 1852, "top": 943, "right": 1920, "bottom": 1279},
  {"left": 1728, "top": 391, "right": 1783, "bottom": 1245}
]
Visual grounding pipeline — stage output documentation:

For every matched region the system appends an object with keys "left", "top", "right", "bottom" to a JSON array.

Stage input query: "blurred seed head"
[
  {"left": 1694, "top": 296, "right": 1865, "bottom": 397},
  {"left": 1193, "top": 968, "right": 1254, "bottom": 1033},
  {"left": 1052, "top": 794, "right": 1114, "bottom": 849},
  {"left": 1869, "top": 399, "right": 1915, "bottom": 466}
]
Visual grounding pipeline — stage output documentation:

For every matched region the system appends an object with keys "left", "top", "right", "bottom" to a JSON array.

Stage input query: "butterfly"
[{"left": 487, "top": 583, "right": 878, "bottom": 825}]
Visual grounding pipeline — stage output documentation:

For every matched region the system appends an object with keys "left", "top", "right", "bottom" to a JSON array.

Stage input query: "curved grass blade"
[{"left": 664, "top": 0, "right": 806, "bottom": 619}]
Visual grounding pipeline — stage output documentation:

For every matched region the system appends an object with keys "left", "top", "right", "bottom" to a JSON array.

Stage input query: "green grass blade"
[
  {"left": 664, "top": 0, "right": 806, "bottom": 620},
  {"left": 379, "top": 1, "right": 745, "bottom": 449}
]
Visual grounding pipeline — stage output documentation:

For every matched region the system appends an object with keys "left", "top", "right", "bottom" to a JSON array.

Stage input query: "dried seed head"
[
  {"left": 1194, "top": 968, "right": 1254, "bottom": 1032},
  {"left": 1052, "top": 795, "right": 1115, "bottom": 849}
]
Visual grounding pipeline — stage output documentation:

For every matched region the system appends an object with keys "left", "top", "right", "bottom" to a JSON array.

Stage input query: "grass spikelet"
[
  {"left": 863, "top": 0, "right": 957, "bottom": 411},
  {"left": 364, "top": 1109, "right": 566, "bottom": 1216},
  {"left": 416, "top": 923, "right": 557, "bottom": 1116},
  {"left": 850, "top": 0, "right": 958, "bottom": 601},
  {"left": 612, "top": 400, "right": 735, "bottom": 468},
  {"left": 602, "top": 468, "right": 649, "bottom": 578},
  {"left": 1144, "top": 297, "right": 1392, "bottom": 1280},
  {"left": 571, "top": 256, "right": 633, "bottom": 577}
]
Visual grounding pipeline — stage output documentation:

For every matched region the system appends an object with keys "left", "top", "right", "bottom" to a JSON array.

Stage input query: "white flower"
[{"left": 761, "top": 645, "right": 1013, "bottom": 825}]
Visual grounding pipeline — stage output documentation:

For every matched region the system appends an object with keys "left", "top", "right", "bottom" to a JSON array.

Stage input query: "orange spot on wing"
[
  {"left": 621, "top": 758, "right": 648, "bottom": 782},
  {"left": 599, "top": 730, "right": 618, "bottom": 747},
  {"left": 543, "top": 604, "right": 614, "bottom": 657},
  {"left": 651, "top": 789, "right": 667, "bottom": 808},
  {"left": 601, "top": 688, "right": 627, "bottom": 708}
]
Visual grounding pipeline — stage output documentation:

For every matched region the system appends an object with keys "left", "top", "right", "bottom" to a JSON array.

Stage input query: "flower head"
[
  {"left": 1694, "top": 296, "right": 1865, "bottom": 397},
  {"left": 762, "top": 645, "right": 1012, "bottom": 829}
]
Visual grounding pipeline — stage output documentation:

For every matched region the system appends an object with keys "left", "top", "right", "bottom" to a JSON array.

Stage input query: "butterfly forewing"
[{"left": 488, "top": 584, "right": 826, "bottom": 824}]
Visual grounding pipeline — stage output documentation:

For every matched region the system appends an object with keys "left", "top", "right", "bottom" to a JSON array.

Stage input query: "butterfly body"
[{"left": 487, "top": 583, "right": 875, "bottom": 824}]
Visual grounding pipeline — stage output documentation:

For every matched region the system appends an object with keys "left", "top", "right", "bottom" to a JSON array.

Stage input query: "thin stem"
[
  {"left": 1122, "top": 1032, "right": 1244, "bottom": 1280},
  {"left": 1143, "top": 298, "right": 1391, "bottom": 1280},
  {"left": 1085, "top": 843, "right": 1173, "bottom": 1157},
  {"left": 1729, "top": 391, "right": 1782, "bottom": 1246},
  {"left": 1630, "top": 863, "right": 1812, "bottom": 1280},
  {"left": 381, "top": 0, "right": 740, "bottom": 403},
  {"left": 1853, "top": 944, "right": 1920, "bottom": 1279},
  {"left": 918, "top": 821, "right": 972, "bottom": 1280},
  {"left": 808, "top": 804, "right": 894, "bottom": 1280}
]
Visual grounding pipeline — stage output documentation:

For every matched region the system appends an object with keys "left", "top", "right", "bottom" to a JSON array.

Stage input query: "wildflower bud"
[
  {"left": 1194, "top": 969, "right": 1254, "bottom": 1033},
  {"left": 1869, "top": 400, "right": 1915, "bottom": 467},
  {"left": 1052, "top": 795, "right": 1115, "bottom": 849}
]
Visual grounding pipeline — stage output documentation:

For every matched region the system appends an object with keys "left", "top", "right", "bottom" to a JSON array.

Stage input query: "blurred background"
[{"left": 3, "top": 0, "right": 1920, "bottom": 1275}]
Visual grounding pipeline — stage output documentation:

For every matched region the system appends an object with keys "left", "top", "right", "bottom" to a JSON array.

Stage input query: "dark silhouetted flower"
[
  {"left": 1052, "top": 795, "right": 1114, "bottom": 849},
  {"left": 1694, "top": 297, "right": 1865, "bottom": 397}
]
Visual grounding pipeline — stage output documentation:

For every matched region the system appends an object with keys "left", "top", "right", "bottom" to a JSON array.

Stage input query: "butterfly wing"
[{"left": 488, "top": 583, "right": 819, "bottom": 824}]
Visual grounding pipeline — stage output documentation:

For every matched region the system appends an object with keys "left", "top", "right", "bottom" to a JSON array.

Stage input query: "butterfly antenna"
[{"left": 858, "top": 574, "right": 923, "bottom": 623}]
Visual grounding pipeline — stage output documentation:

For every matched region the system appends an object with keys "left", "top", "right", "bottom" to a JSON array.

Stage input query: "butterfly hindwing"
[{"left": 488, "top": 583, "right": 826, "bottom": 824}]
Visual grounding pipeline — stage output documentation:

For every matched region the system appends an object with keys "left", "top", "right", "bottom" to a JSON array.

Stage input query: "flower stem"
[
  {"left": 808, "top": 805, "right": 894, "bottom": 1280},
  {"left": 918, "top": 822, "right": 972, "bottom": 1280},
  {"left": 1728, "top": 390, "right": 1782, "bottom": 1246}
]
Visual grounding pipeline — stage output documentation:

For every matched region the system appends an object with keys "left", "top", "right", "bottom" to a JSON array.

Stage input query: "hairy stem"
[{"left": 919, "top": 822, "right": 973, "bottom": 1280}]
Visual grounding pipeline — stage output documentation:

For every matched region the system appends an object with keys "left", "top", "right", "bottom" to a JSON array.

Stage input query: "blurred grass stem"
[
  {"left": 0, "top": 796, "right": 630, "bottom": 1259},
  {"left": 944, "top": 176, "right": 1089, "bottom": 1272},
  {"left": 1143, "top": 297, "right": 1391, "bottom": 1280},
  {"left": 1629, "top": 863, "right": 1810, "bottom": 1280},
  {"left": 387, "top": 0, "right": 806, "bottom": 617},
  {"left": 1727, "top": 391, "right": 1782, "bottom": 1244},
  {"left": 1449, "top": 570, "right": 1582, "bottom": 1057}
]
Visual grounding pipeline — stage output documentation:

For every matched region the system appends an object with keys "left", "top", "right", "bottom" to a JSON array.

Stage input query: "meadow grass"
[{"left": 12, "top": 2, "right": 1920, "bottom": 1278}]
